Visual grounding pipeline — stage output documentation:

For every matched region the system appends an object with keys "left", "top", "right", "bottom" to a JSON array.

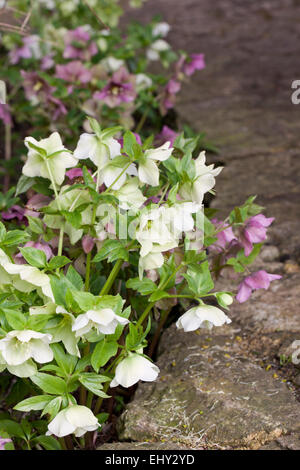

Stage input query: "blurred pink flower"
[
  {"left": 0, "top": 436, "right": 12, "bottom": 450},
  {"left": 210, "top": 218, "right": 238, "bottom": 253},
  {"left": 156, "top": 125, "right": 178, "bottom": 146},
  {"left": 160, "top": 79, "right": 181, "bottom": 114},
  {"left": 15, "top": 241, "right": 53, "bottom": 264},
  {"left": 2, "top": 205, "right": 25, "bottom": 222},
  {"left": 82, "top": 235, "right": 95, "bottom": 254},
  {"left": 0, "top": 104, "right": 12, "bottom": 126},
  {"left": 9, "top": 35, "right": 41, "bottom": 64},
  {"left": 64, "top": 27, "right": 97, "bottom": 61},
  {"left": 236, "top": 270, "right": 281, "bottom": 303},
  {"left": 56, "top": 61, "right": 92, "bottom": 84},
  {"left": 183, "top": 54, "right": 205, "bottom": 76}
]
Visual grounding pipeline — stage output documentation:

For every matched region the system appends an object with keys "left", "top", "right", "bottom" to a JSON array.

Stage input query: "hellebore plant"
[{"left": 0, "top": 120, "right": 280, "bottom": 450}]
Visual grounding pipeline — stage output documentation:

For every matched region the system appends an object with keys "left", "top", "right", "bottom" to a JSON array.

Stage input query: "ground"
[{"left": 98, "top": 0, "right": 300, "bottom": 450}]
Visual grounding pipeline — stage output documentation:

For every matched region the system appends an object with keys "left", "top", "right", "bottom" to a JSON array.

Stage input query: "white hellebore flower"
[
  {"left": 147, "top": 39, "right": 170, "bottom": 61},
  {"left": 47, "top": 405, "right": 98, "bottom": 438},
  {"left": 176, "top": 305, "right": 231, "bottom": 332},
  {"left": 74, "top": 132, "right": 121, "bottom": 170},
  {"left": 179, "top": 151, "right": 223, "bottom": 204},
  {"left": 152, "top": 22, "right": 171, "bottom": 38},
  {"left": 0, "top": 330, "right": 53, "bottom": 376},
  {"left": 0, "top": 248, "right": 54, "bottom": 301},
  {"left": 110, "top": 353, "right": 160, "bottom": 388},
  {"left": 101, "top": 56, "right": 125, "bottom": 73},
  {"left": 135, "top": 73, "right": 153, "bottom": 92},
  {"left": 23, "top": 132, "right": 77, "bottom": 187},
  {"left": 114, "top": 177, "right": 146, "bottom": 210},
  {"left": 138, "top": 141, "right": 173, "bottom": 187},
  {"left": 72, "top": 308, "right": 129, "bottom": 337}
]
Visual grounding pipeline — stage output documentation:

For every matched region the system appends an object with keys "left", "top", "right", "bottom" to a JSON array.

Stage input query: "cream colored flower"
[
  {"left": 47, "top": 405, "right": 98, "bottom": 437},
  {"left": 110, "top": 353, "right": 159, "bottom": 388},
  {"left": 176, "top": 305, "right": 231, "bottom": 332}
]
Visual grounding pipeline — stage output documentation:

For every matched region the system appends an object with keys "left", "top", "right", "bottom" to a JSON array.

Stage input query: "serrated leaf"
[
  {"left": 93, "top": 239, "right": 128, "bottom": 264},
  {"left": 19, "top": 247, "right": 47, "bottom": 268},
  {"left": 48, "top": 256, "right": 71, "bottom": 270},
  {"left": 14, "top": 395, "right": 53, "bottom": 412},
  {"left": 31, "top": 373, "right": 66, "bottom": 395},
  {"left": 126, "top": 277, "right": 157, "bottom": 295}
]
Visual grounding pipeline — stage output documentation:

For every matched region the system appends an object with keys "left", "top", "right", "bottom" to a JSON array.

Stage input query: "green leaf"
[
  {"left": 19, "top": 247, "right": 47, "bottom": 268},
  {"left": 2, "top": 230, "right": 29, "bottom": 247},
  {"left": 26, "top": 140, "right": 47, "bottom": 157},
  {"left": 41, "top": 397, "right": 62, "bottom": 419},
  {"left": 27, "top": 216, "right": 44, "bottom": 235},
  {"left": 31, "top": 373, "right": 66, "bottom": 395},
  {"left": 48, "top": 256, "right": 71, "bottom": 270},
  {"left": 32, "top": 435, "right": 62, "bottom": 450},
  {"left": 51, "top": 343, "right": 77, "bottom": 375},
  {"left": 61, "top": 210, "right": 82, "bottom": 229},
  {"left": 125, "top": 322, "right": 147, "bottom": 351},
  {"left": 149, "top": 290, "right": 169, "bottom": 302},
  {"left": 93, "top": 239, "right": 129, "bottom": 264},
  {"left": 91, "top": 340, "right": 118, "bottom": 372},
  {"left": 2, "top": 308, "right": 26, "bottom": 330},
  {"left": 183, "top": 261, "right": 214, "bottom": 296},
  {"left": 66, "top": 265, "right": 84, "bottom": 291},
  {"left": 71, "top": 291, "right": 96, "bottom": 311},
  {"left": 14, "top": 395, "right": 53, "bottom": 412},
  {"left": 0, "top": 222, "right": 6, "bottom": 243},
  {"left": 126, "top": 277, "right": 157, "bottom": 295},
  {"left": 0, "top": 420, "right": 25, "bottom": 439},
  {"left": 79, "top": 373, "right": 110, "bottom": 398},
  {"left": 15, "top": 175, "right": 35, "bottom": 196}
]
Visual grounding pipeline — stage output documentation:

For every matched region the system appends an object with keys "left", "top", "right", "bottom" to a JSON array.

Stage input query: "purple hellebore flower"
[
  {"left": 0, "top": 437, "right": 12, "bottom": 450},
  {"left": 63, "top": 27, "right": 98, "bottom": 61},
  {"left": 93, "top": 67, "right": 136, "bottom": 108},
  {"left": 0, "top": 104, "right": 12, "bottom": 126},
  {"left": 160, "top": 79, "right": 181, "bottom": 114},
  {"left": 21, "top": 71, "right": 67, "bottom": 120},
  {"left": 15, "top": 241, "right": 53, "bottom": 264},
  {"left": 183, "top": 54, "right": 205, "bottom": 76},
  {"left": 56, "top": 61, "right": 92, "bottom": 84},
  {"left": 26, "top": 194, "right": 51, "bottom": 211},
  {"left": 82, "top": 235, "right": 95, "bottom": 254},
  {"left": 1, "top": 205, "right": 26, "bottom": 222},
  {"left": 155, "top": 125, "right": 178, "bottom": 146},
  {"left": 41, "top": 54, "right": 55, "bottom": 70},
  {"left": 241, "top": 214, "right": 274, "bottom": 257},
  {"left": 66, "top": 168, "right": 96, "bottom": 183},
  {"left": 210, "top": 218, "right": 238, "bottom": 253},
  {"left": 236, "top": 270, "right": 282, "bottom": 303}
]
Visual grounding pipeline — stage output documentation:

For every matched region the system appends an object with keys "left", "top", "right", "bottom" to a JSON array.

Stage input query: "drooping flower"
[
  {"left": 23, "top": 132, "right": 77, "bottom": 187},
  {"left": 240, "top": 214, "right": 274, "bottom": 256},
  {"left": 138, "top": 141, "right": 173, "bottom": 186},
  {"left": 179, "top": 151, "right": 222, "bottom": 204},
  {"left": 0, "top": 330, "right": 53, "bottom": 377},
  {"left": 176, "top": 305, "right": 231, "bottom": 332},
  {"left": 56, "top": 61, "right": 92, "bottom": 84},
  {"left": 110, "top": 353, "right": 160, "bottom": 388},
  {"left": 183, "top": 54, "right": 205, "bottom": 76},
  {"left": 82, "top": 235, "right": 95, "bottom": 254},
  {"left": 93, "top": 67, "right": 136, "bottom": 108},
  {"left": 1, "top": 205, "right": 25, "bottom": 222},
  {"left": 47, "top": 405, "right": 98, "bottom": 438},
  {"left": 210, "top": 218, "right": 238, "bottom": 253},
  {"left": 15, "top": 241, "right": 53, "bottom": 264},
  {"left": 72, "top": 308, "right": 129, "bottom": 337},
  {"left": 74, "top": 132, "right": 121, "bottom": 170},
  {"left": 63, "top": 26, "right": 97, "bottom": 61},
  {"left": 114, "top": 177, "right": 146, "bottom": 210},
  {"left": 236, "top": 270, "right": 282, "bottom": 303}
]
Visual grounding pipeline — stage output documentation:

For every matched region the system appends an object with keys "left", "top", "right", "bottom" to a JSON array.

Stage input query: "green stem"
[
  {"left": 85, "top": 251, "right": 92, "bottom": 291},
  {"left": 135, "top": 109, "right": 149, "bottom": 134},
  {"left": 99, "top": 258, "right": 124, "bottom": 296}
]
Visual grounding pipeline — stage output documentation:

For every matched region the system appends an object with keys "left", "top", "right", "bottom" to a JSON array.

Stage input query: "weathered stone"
[
  {"left": 118, "top": 327, "right": 300, "bottom": 449},
  {"left": 98, "top": 442, "right": 195, "bottom": 450},
  {"left": 259, "top": 433, "right": 300, "bottom": 450}
]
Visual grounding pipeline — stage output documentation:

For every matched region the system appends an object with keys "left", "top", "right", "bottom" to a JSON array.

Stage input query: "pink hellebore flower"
[
  {"left": 1, "top": 205, "right": 26, "bottom": 222},
  {"left": 0, "top": 437, "right": 12, "bottom": 450},
  {"left": 82, "top": 235, "right": 95, "bottom": 254},
  {"left": 155, "top": 126, "right": 178, "bottom": 146},
  {"left": 0, "top": 104, "right": 12, "bottom": 126},
  {"left": 241, "top": 214, "right": 274, "bottom": 257},
  {"left": 160, "top": 79, "right": 181, "bottom": 114},
  {"left": 21, "top": 71, "right": 67, "bottom": 120},
  {"left": 236, "top": 270, "right": 282, "bottom": 303},
  {"left": 210, "top": 218, "right": 237, "bottom": 253},
  {"left": 56, "top": 61, "right": 92, "bottom": 84},
  {"left": 9, "top": 35, "right": 41, "bottom": 64},
  {"left": 93, "top": 67, "right": 136, "bottom": 108},
  {"left": 183, "top": 54, "right": 205, "bottom": 76},
  {"left": 15, "top": 241, "right": 53, "bottom": 264},
  {"left": 64, "top": 27, "right": 98, "bottom": 61}
]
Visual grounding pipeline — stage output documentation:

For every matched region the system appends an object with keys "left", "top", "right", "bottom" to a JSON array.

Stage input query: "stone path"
[{"left": 101, "top": 0, "right": 300, "bottom": 451}]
